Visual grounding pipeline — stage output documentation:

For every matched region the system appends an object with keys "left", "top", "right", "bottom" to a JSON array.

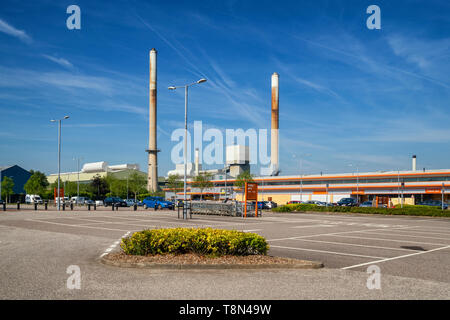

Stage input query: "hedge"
[
  {"left": 272, "top": 204, "right": 450, "bottom": 217},
  {"left": 121, "top": 228, "right": 269, "bottom": 257}
]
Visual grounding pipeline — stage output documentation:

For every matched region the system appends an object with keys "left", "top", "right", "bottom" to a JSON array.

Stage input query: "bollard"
[
  {"left": 111, "top": 204, "right": 114, "bottom": 211},
  {"left": 70, "top": 203, "right": 74, "bottom": 210},
  {"left": 94, "top": 203, "right": 96, "bottom": 210},
  {"left": 62, "top": 203, "right": 65, "bottom": 211},
  {"left": 115, "top": 204, "right": 119, "bottom": 211},
  {"left": 45, "top": 202, "right": 48, "bottom": 210},
  {"left": 88, "top": 204, "right": 91, "bottom": 211},
  {"left": 133, "top": 203, "right": 137, "bottom": 211},
  {"left": 154, "top": 203, "right": 157, "bottom": 211},
  {"left": 2, "top": 202, "right": 6, "bottom": 211},
  {"left": 34, "top": 203, "right": 38, "bottom": 211},
  {"left": 17, "top": 202, "right": 20, "bottom": 210}
]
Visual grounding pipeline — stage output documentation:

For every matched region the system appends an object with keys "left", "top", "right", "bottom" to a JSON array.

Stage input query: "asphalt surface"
[{"left": 0, "top": 206, "right": 449, "bottom": 299}]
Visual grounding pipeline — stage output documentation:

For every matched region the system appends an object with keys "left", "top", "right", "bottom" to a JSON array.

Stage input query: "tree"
[
  {"left": 106, "top": 175, "right": 127, "bottom": 198},
  {"left": 89, "top": 174, "right": 109, "bottom": 199},
  {"left": 166, "top": 174, "right": 183, "bottom": 198},
  {"left": 128, "top": 172, "right": 147, "bottom": 201},
  {"left": 192, "top": 172, "right": 214, "bottom": 200},
  {"left": 24, "top": 171, "right": 49, "bottom": 196},
  {"left": 1, "top": 176, "right": 14, "bottom": 203},
  {"left": 234, "top": 170, "right": 254, "bottom": 200}
]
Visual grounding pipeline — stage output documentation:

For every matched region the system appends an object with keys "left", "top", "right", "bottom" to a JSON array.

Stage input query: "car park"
[
  {"left": 142, "top": 196, "right": 174, "bottom": 209},
  {"left": 103, "top": 197, "right": 127, "bottom": 207}
]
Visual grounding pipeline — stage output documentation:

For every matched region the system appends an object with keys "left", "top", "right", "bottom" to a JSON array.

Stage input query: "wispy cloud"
[
  {"left": 42, "top": 54, "right": 74, "bottom": 69},
  {"left": 0, "top": 19, "right": 31, "bottom": 43}
]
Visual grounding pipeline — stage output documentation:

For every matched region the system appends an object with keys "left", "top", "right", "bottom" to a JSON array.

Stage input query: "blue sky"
[{"left": 0, "top": 0, "right": 449, "bottom": 176}]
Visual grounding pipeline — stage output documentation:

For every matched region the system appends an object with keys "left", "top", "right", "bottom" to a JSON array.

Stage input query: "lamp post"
[
  {"left": 51, "top": 116, "right": 70, "bottom": 211},
  {"left": 293, "top": 153, "right": 311, "bottom": 202},
  {"left": 348, "top": 164, "right": 359, "bottom": 204},
  {"left": 168, "top": 79, "right": 207, "bottom": 219}
]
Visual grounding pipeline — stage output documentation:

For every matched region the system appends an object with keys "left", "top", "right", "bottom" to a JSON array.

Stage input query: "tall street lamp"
[
  {"left": 51, "top": 115, "right": 70, "bottom": 211},
  {"left": 293, "top": 153, "right": 311, "bottom": 202},
  {"left": 168, "top": 78, "right": 207, "bottom": 219}
]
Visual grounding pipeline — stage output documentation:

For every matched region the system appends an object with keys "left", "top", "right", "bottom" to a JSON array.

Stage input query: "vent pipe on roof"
[{"left": 412, "top": 155, "right": 417, "bottom": 172}]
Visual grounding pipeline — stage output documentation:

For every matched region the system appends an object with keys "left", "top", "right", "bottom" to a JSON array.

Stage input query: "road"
[{"left": 0, "top": 207, "right": 448, "bottom": 299}]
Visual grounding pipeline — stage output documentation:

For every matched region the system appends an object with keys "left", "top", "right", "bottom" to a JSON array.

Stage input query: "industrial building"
[
  {"left": 0, "top": 165, "right": 32, "bottom": 195},
  {"left": 46, "top": 161, "right": 147, "bottom": 184}
]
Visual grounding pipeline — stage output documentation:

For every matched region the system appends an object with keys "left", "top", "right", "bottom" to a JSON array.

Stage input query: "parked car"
[
  {"left": 337, "top": 198, "right": 358, "bottom": 207},
  {"left": 264, "top": 201, "right": 278, "bottom": 209},
  {"left": 359, "top": 201, "right": 373, "bottom": 207},
  {"left": 419, "top": 200, "right": 448, "bottom": 210},
  {"left": 103, "top": 197, "right": 127, "bottom": 207},
  {"left": 25, "top": 194, "right": 43, "bottom": 204},
  {"left": 95, "top": 200, "right": 104, "bottom": 207},
  {"left": 70, "top": 196, "right": 86, "bottom": 204},
  {"left": 54, "top": 196, "right": 68, "bottom": 204},
  {"left": 84, "top": 199, "right": 95, "bottom": 205},
  {"left": 125, "top": 199, "right": 142, "bottom": 207},
  {"left": 305, "top": 200, "right": 322, "bottom": 205},
  {"left": 287, "top": 200, "right": 304, "bottom": 204},
  {"left": 142, "top": 196, "right": 174, "bottom": 209},
  {"left": 0, "top": 199, "right": 4, "bottom": 205}
]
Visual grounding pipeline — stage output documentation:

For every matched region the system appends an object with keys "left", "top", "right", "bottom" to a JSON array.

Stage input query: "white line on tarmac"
[
  {"left": 355, "top": 231, "right": 450, "bottom": 241},
  {"left": 290, "top": 224, "right": 335, "bottom": 229},
  {"left": 342, "top": 245, "right": 450, "bottom": 270},
  {"left": 270, "top": 245, "right": 387, "bottom": 259},
  {"left": 99, "top": 231, "right": 130, "bottom": 258},
  {"left": 371, "top": 228, "right": 450, "bottom": 237},
  {"left": 328, "top": 234, "right": 449, "bottom": 246},
  {"left": 288, "top": 238, "right": 425, "bottom": 252},
  {"left": 26, "top": 219, "right": 133, "bottom": 232}
]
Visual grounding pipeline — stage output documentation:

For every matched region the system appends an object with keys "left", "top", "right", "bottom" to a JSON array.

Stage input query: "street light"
[
  {"left": 51, "top": 115, "right": 70, "bottom": 211},
  {"left": 168, "top": 78, "right": 207, "bottom": 219},
  {"left": 348, "top": 164, "right": 360, "bottom": 204},
  {"left": 293, "top": 153, "right": 311, "bottom": 202}
]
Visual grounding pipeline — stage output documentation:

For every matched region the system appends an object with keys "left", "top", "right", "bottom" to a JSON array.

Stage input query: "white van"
[
  {"left": 54, "top": 196, "right": 68, "bottom": 204},
  {"left": 70, "top": 196, "right": 86, "bottom": 204},
  {"left": 25, "top": 194, "right": 43, "bottom": 204}
]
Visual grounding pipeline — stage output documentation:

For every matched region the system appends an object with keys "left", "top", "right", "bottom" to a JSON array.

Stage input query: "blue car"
[{"left": 142, "top": 196, "right": 174, "bottom": 210}]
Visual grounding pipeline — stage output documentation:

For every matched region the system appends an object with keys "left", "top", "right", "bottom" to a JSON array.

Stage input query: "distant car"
[
  {"left": 104, "top": 197, "right": 127, "bottom": 207},
  {"left": 305, "top": 200, "right": 322, "bottom": 205},
  {"left": 125, "top": 199, "right": 142, "bottom": 207},
  {"left": 142, "top": 196, "right": 174, "bottom": 210},
  {"left": 337, "top": 198, "right": 358, "bottom": 207},
  {"left": 359, "top": 201, "right": 373, "bottom": 207},
  {"left": 71, "top": 196, "right": 86, "bottom": 204},
  {"left": 95, "top": 200, "right": 104, "bottom": 207},
  {"left": 264, "top": 201, "right": 277, "bottom": 209},
  {"left": 287, "top": 200, "right": 304, "bottom": 204},
  {"left": 419, "top": 200, "right": 448, "bottom": 210},
  {"left": 84, "top": 199, "right": 95, "bottom": 205},
  {"left": 0, "top": 199, "right": 4, "bottom": 205}
]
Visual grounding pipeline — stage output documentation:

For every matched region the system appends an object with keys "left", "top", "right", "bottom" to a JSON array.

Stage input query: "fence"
[{"left": 189, "top": 201, "right": 262, "bottom": 217}]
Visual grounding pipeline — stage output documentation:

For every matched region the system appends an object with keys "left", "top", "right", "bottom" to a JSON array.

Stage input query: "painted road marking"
[
  {"left": 356, "top": 231, "right": 450, "bottom": 242},
  {"left": 26, "top": 219, "right": 133, "bottom": 232},
  {"left": 99, "top": 231, "right": 131, "bottom": 258},
  {"left": 327, "top": 234, "right": 449, "bottom": 246},
  {"left": 270, "top": 245, "right": 387, "bottom": 259},
  {"left": 342, "top": 245, "right": 450, "bottom": 270}
]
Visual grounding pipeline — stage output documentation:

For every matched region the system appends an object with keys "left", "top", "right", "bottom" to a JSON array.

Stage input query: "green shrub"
[
  {"left": 272, "top": 204, "right": 450, "bottom": 217},
  {"left": 120, "top": 228, "right": 269, "bottom": 257}
]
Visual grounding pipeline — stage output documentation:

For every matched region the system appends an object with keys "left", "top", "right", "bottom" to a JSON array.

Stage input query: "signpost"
[{"left": 244, "top": 182, "right": 258, "bottom": 218}]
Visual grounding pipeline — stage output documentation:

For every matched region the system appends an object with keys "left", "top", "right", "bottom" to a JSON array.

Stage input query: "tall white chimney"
[
  {"left": 412, "top": 155, "right": 417, "bottom": 171},
  {"left": 271, "top": 72, "right": 279, "bottom": 175},
  {"left": 147, "top": 48, "right": 159, "bottom": 191},
  {"left": 195, "top": 148, "right": 199, "bottom": 176}
]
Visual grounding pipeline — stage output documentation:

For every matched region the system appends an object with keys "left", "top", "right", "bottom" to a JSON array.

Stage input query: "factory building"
[{"left": 46, "top": 161, "right": 147, "bottom": 184}]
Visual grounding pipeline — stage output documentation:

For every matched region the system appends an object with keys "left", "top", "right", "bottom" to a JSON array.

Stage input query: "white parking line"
[
  {"left": 327, "top": 234, "right": 448, "bottom": 246},
  {"left": 99, "top": 231, "right": 131, "bottom": 258},
  {"left": 270, "top": 245, "right": 387, "bottom": 259},
  {"left": 356, "top": 231, "right": 450, "bottom": 241},
  {"left": 289, "top": 238, "right": 424, "bottom": 252},
  {"left": 342, "top": 245, "right": 450, "bottom": 270},
  {"left": 26, "top": 219, "right": 133, "bottom": 232},
  {"left": 290, "top": 224, "right": 335, "bottom": 229},
  {"left": 365, "top": 228, "right": 450, "bottom": 237}
]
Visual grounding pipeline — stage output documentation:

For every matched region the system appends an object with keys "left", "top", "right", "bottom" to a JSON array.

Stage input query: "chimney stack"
[
  {"left": 147, "top": 48, "right": 159, "bottom": 192},
  {"left": 412, "top": 155, "right": 417, "bottom": 172},
  {"left": 195, "top": 148, "right": 199, "bottom": 176},
  {"left": 271, "top": 72, "right": 279, "bottom": 175}
]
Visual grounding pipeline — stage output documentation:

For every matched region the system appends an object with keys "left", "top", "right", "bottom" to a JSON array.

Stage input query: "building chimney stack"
[
  {"left": 147, "top": 48, "right": 159, "bottom": 192},
  {"left": 271, "top": 72, "right": 279, "bottom": 175},
  {"left": 412, "top": 155, "right": 417, "bottom": 172}
]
